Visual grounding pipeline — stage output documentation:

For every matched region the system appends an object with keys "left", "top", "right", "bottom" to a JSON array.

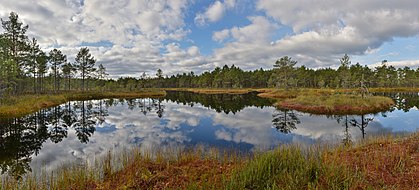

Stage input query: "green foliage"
[
  {"left": 137, "top": 55, "right": 419, "bottom": 90},
  {"left": 74, "top": 47, "right": 96, "bottom": 91},
  {"left": 269, "top": 56, "right": 298, "bottom": 89},
  {"left": 0, "top": 59, "right": 19, "bottom": 95},
  {"left": 338, "top": 54, "right": 351, "bottom": 88},
  {"left": 1, "top": 12, "right": 29, "bottom": 72},
  {"left": 49, "top": 48, "right": 67, "bottom": 93}
]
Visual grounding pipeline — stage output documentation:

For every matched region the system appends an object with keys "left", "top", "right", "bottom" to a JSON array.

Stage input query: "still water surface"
[{"left": 1, "top": 91, "right": 418, "bottom": 177}]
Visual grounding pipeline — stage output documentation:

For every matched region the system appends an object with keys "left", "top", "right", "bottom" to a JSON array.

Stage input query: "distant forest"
[
  {"left": 1, "top": 12, "right": 419, "bottom": 98},
  {"left": 144, "top": 55, "right": 419, "bottom": 89}
]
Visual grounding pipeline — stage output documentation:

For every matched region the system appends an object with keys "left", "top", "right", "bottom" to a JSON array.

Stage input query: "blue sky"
[{"left": 1, "top": 0, "right": 418, "bottom": 78}]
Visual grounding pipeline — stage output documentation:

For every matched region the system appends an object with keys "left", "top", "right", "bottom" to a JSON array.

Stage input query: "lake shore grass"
[
  {"left": 2, "top": 133, "right": 417, "bottom": 189},
  {"left": 257, "top": 88, "right": 395, "bottom": 115},
  {"left": 166, "top": 87, "right": 419, "bottom": 96},
  {"left": 1, "top": 87, "right": 411, "bottom": 118},
  {"left": 164, "top": 88, "right": 258, "bottom": 94},
  {"left": 278, "top": 94, "right": 395, "bottom": 115},
  {"left": 0, "top": 89, "right": 166, "bottom": 118}
]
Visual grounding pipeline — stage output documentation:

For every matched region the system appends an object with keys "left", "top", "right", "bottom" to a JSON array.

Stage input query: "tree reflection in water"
[
  {"left": 163, "top": 91, "right": 274, "bottom": 114},
  {"left": 272, "top": 108, "right": 300, "bottom": 134},
  {"left": 0, "top": 98, "right": 163, "bottom": 179},
  {"left": 1, "top": 92, "right": 415, "bottom": 179},
  {"left": 333, "top": 114, "right": 374, "bottom": 146}
]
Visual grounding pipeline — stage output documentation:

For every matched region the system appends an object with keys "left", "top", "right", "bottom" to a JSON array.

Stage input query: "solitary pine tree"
[
  {"left": 156, "top": 68, "right": 163, "bottom": 87},
  {"left": 96, "top": 64, "right": 108, "bottom": 90},
  {"left": 75, "top": 47, "right": 96, "bottom": 91},
  {"left": 338, "top": 54, "right": 351, "bottom": 88},
  {"left": 49, "top": 49, "right": 67, "bottom": 93},
  {"left": 269, "top": 56, "right": 297, "bottom": 89}
]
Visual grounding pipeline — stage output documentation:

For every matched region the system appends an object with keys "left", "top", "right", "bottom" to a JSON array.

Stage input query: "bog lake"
[{"left": 1, "top": 91, "right": 418, "bottom": 177}]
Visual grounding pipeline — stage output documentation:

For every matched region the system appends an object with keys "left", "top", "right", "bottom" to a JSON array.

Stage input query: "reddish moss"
[
  {"left": 97, "top": 158, "right": 239, "bottom": 189},
  {"left": 324, "top": 134, "right": 419, "bottom": 189}
]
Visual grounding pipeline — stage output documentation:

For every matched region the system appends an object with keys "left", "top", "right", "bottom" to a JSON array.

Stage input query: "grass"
[
  {"left": 164, "top": 88, "right": 259, "bottom": 95},
  {"left": 2, "top": 133, "right": 417, "bottom": 189},
  {"left": 0, "top": 89, "right": 166, "bottom": 118},
  {"left": 278, "top": 94, "right": 395, "bottom": 115},
  {"left": 3, "top": 87, "right": 401, "bottom": 118},
  {"left": 164, "top": 87, "right": 397, "bottom": 114},
  {"left": 368, "top": 87, "right": 419, "bottom": 92},
  {"left": 258, "top": 88, "right": 395, "bottom": 115}
]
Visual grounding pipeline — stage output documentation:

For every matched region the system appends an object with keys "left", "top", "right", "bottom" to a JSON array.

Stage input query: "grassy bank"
[
  {"left": 258, "top": 88, "right": 395, "bottom": 115},
  {"left": 2, "top": 133, "right": 417, "bottom": 189},
  {"left": 278, "top": 94, "right": 395, "bottom": 115},
  {"left": 0, "top": 89, "right": 166, "bottom": 118},
  {"left": 164, "top": 88, "right": 258, "bottom": 94},
  {"left": 164, "top": 87, "right": 396, "bottom": 114},
  {"left": 368, "top": 87, "right": 419, "bottom": 92},
  {"left": 166, "top": 87, "right": 419, "bottom": 96}
]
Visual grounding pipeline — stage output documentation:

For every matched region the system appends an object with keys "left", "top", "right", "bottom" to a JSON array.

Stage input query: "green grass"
[
  {"left": 278, "top": 94, "right": 395, "bottom": 115},
  {"left": 0, "top": 89, "right": 166, "bottom": 118},
  {"left": 257, "top": 88, "right": 395, "bottom": 115},
  {"left": 164, "top": 88, "right": 258, "bottom": 94},
  {"left": 2, "top": 133, "right": 417, "bottom": 189}
]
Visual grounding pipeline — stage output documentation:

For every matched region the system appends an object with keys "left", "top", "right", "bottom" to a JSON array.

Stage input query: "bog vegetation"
[{"left": 1, "top": 133, "right": 417, "bottom": 189}]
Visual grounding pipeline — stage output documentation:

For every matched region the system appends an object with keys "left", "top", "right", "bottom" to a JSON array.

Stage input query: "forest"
[
  {"left": 145, "top": 55, "right": 419, "bottom": 89},
  {"left": 0, "top": 12, "right": 107, "bottom": 98},
  {"left": 1, "top": 11, "right": 419, "bottom": 99}
]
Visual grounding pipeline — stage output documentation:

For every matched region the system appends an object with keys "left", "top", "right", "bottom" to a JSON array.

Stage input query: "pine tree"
[
  {"left": 269, "top": 56, "right": 297, "bottom": 89},
  {"left": 49, "top": 49, "right": 67, "bottom": 93},
  {"left": 74, "top": 47, "right": 96, "bottom": 91}
]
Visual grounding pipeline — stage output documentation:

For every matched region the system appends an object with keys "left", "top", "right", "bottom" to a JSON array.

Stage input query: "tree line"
[
  {"left": 0, "top": 12, "right": 107, "bottom": 97},
  {"left": 2, "top": 12, "right": 419, "bottom": 96},
  {"left": 138, "top": 54, "right": 419, "bottom": 89}
]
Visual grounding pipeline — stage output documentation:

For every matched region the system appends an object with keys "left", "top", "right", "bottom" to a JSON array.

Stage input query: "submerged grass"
[
  {"left": 2, "top": 133, "right": 417, "bottom": 189},
  {"left": 0, "top": 89, "right": 166, "bottom": 118}
]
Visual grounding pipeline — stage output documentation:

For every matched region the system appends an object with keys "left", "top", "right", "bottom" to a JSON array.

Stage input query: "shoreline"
[
  {"left": 0, "top": 90, "right": 166, "bottom": 118},
  {"left": 1, "top": 87, "right": 416, "bottom": 118}
]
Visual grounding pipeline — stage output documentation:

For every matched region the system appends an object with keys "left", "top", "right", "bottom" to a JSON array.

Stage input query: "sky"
[{"left": 1, "top": 0, "right": 419, "bottom": 78}]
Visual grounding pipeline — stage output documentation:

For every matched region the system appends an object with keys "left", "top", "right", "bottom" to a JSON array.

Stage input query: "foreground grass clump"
[
  {"left": 1, "top": 147, "right": 243, "bottom": 190},
  {"left": 325, "top": 134, "right": 419, "bottom": 189},
  {"left": 223, "top": 146, "right": 359, "bottom": 190},
  {"left": 2, "top": 133, "right": 417, "bottom": 189},
  {"left": 0, "top": 89, "right": 166, "bottom": 118}
]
